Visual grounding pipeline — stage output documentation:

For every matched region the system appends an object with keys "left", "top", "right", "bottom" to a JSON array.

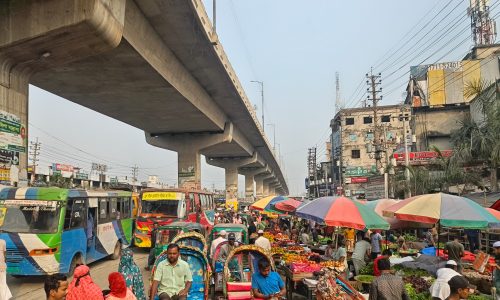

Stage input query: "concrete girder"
[
  {"left": 0, "top": 0, "right": 127, "bottom": 179},
  {"left": 146, "top": 122, "right": 234, "bottom": 189}
]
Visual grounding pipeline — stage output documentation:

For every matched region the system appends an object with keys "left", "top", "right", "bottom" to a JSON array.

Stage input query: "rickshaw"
[
  {"left": 223, "top": 245, "right": 275, "bottom": 300},
  {"left": 154, "top": 222, "right": 205, "bottom": 257},
  {"left": 171, "top": 231, "right": 208, "bottom": 256},
  {"left": 151, "top": 246, "right": 211, "bottom": 300},
  {"left": 211, "top": 238, "right": 245, "bottom": 298},
  {"left": 208, "top": 224, "right": 249, "bottom": 255}
]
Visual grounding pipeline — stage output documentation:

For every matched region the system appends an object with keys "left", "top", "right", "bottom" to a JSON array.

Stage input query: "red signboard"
[
  {"left": 350, "top": 177, "right": 368, "bottom": 183},
  {"left": 393, "top": 150, "right": 453, "bottom": 162},
  {"left": 53, "top": 163, "right": 74, "bottom": 172}
]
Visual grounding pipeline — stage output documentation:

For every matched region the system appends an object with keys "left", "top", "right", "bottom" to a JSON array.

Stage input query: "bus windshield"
[
  {"left": 0, "top": 200, "right": 61, "bottom": 233},
  {"left": 141, "top": 200, "right": 179, "bottom": 217}
]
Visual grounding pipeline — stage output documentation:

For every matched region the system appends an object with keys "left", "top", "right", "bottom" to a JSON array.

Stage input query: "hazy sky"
[{"left": 29, "top": 0, "right": 497, "bottom": 195}]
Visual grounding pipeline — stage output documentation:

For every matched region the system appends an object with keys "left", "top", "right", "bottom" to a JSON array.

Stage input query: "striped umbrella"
[
  {"left": 249, "top": 195, "right": 278, "bottom": 211},
  {"left": 383, "top": 193, "right": 500, "bottom": 229},
  {"left": 296, "top": 196, "right": 390, "bottom": 230},
  {"left": 274, "top": 198, "right": 302, "bottom": 212}
]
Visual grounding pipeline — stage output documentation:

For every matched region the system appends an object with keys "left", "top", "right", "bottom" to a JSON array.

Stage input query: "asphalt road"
[{"left": 7, "top": 248, "right": 151, "bottom": 300}]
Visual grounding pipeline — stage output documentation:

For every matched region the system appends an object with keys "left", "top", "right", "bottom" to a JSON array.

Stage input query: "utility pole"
[
  {"left": 267, "top": 123, "right": 276, "bottom": 152},
  {"left": 29, "top": 138, "right": 41, "bottom": 185},
  {"left": 213, "top": 0, "right": 217, "bottom": 33},
  {"left": 366, "top": 70, "right": 383, "bottom": 170},
  {"left": 131, "top": 165, "right": 138, "bottom": 191},
  {"left": 399, "top": 107, "right": 412, "bottom": 198},
  {"left": 251, "top": 81, "right": 265, "bottom": 129}
]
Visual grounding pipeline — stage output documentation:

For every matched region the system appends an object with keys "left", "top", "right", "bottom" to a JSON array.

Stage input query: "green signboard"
[{"left": 345, "top": 165, "right": 377, "bottom": 177}]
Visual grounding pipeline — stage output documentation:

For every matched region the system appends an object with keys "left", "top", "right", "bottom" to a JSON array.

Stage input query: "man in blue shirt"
[{"left": 252, "top": 258, "right": 285, "bottom": 299}]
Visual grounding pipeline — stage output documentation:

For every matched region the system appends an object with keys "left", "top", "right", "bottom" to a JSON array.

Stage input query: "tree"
[{"left": 451, "top": 78, "right": 500, "bottom": 191}]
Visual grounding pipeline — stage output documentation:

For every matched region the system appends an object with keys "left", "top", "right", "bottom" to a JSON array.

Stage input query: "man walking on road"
[
  {"left": 150, "top": 244, "right": 192, "bottom": 300},
  {"left": 444, "top": 237, "right": 465, "bottom": 273},
  {"left": 145, "top": 222, "right": 159, "bottom": 271}
]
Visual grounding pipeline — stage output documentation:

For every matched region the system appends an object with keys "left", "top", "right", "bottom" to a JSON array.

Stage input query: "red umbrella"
[{"left": 274, "top": 198, "right": 302, "bottom": 212}]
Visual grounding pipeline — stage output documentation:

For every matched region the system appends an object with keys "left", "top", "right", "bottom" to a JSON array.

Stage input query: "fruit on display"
[
  {"left": 282, "top": 253, "right": 309, "bottom": 264},
  {"left": 271, "top": 247, "right": 285, "bottom": 255},
  {"left": 287, "top": 245, "right": 304, "bottom": 252},
  {"left": 403, "top": 276, "right": 431, "bottom": 293},
  {"left": 290, "top": 262, "right": 321, "bottom": 273},
  {"left": 319, "top": 260, "right": 343, "bottom": 268}
]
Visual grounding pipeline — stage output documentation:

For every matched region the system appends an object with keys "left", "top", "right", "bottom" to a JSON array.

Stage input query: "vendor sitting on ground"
[
  {"left": 324, "top": 240, "right": 335, "bottom": 258},
  {"left": 252, "top": 258, "right": 286, "bottom": 300},
  {"left": 397, "top": 234, "right": 408, "bottom": 251},
  {"left": 333, "top": 239, "right": 348, "bottom": 278},
  {"left": 429, "top": 260, "right": 461, "bottom": 300}
]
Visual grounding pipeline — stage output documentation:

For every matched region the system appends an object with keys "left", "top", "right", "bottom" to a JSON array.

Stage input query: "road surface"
[{"left": 7, "top": 248, "right": 151, "bottom": 300}]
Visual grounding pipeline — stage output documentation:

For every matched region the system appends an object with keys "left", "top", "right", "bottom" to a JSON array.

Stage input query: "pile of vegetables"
[
  {"left": 403, "top": 276, "right": 431, "bottom": 293},
  {"left": 405, "top": 283, "right": 430, "bottom": 300},
  {"left": 358, "top": 262, "right": 374, "bottom": 275},
  {"left": 354, "top": 275, "right": 375, "bottom": 284}
]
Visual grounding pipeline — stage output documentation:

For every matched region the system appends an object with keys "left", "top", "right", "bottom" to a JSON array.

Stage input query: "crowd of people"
[{"left": 24, "top": 210, "right": 500, "bottom": 300}]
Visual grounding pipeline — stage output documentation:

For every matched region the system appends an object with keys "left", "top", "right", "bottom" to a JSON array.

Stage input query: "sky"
[{"left": 29, "top": 0, "right": 499, "bottom": 195}]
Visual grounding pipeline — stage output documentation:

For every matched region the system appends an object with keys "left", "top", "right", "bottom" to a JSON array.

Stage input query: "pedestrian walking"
[
  {"left": 0, "top": 239, "right": 11, "bottom": 300},
  {"left": 444, "top": 237, "right": 465, "bottom": 273},
  {"left": 150, "top": 244, "right": 192, "bottom": 300},
  {"left": 370, "top": 231, "right": 383, "bottom": 260},
  {"left": 492, "top": 241, "right": 500, "bottom": 296},
  {"left": 352, "top": 237, "right": 371, "bottom": 275},
  {"left": 44, "top": 273, "right": 68, "bottom": 300},
  {"left": 118, "top": 248, "right": 146, "bottom": 300},
  {"left": 66, "top": 265, "right": 104, "bottom": 300},
  {"left": 105, "top": 272, "right": 137, "bottom": 300},
  {"left": 145, "top": 222, "right": 159, "bottom": 271}
]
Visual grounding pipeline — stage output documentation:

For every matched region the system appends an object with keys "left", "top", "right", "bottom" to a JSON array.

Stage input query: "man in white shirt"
[
  {"left": 429, "top": 260, "right": 461, "bottom": 300},
  {"left": 255, "top": 230, "right": 271, "bottom": 251},
  {"left": 210, "top": 230, "right": 227, "bottom": 258}
]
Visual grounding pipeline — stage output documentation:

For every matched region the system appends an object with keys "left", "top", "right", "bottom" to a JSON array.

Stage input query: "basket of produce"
[
  {"left": 354, "top": 275, "right": 375, "bottom": 293},
  {"left": 399, "top": 249, "right": 419, "bottom": 257}
]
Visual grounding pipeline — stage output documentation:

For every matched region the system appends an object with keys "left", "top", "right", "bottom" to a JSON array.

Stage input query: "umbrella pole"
[{"left": 437, "top": 222, "right": 440, "bottom": 256}]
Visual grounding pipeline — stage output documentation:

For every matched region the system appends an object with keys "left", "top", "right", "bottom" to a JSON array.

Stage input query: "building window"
[
  {"left": 349, "top": 134, "right": 357, "bottom": 142},
  {"left": 363, "top": 117, "right": 373, "bottom": 124},
  {"left": 351, "top": 149, "right": 361, "bottom": 159},
  {"left": 382, "top": 115, "right": 391, "bottom": 122},
  {"left": 345, "top": 118, "right": 354, "bottom": 125},
  {"left": 366, "top": 133, "right": 374, "bottom": 140}
]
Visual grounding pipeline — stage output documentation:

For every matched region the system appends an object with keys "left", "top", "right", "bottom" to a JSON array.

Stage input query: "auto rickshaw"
[
  {"left": 153, "top": 222, "right": 205, "bottom": 258},
  {"left": 171, "top": 231, "right": 208, "bottom": 256},
  {"left": 223, "top": 245, "right": 275, "bottom": 300},
  {"left": 208, "top": 224, "right": 249, "bottom": 254},
  {"left": 151, "top": 246, "right": 211, "bottom": 300}
]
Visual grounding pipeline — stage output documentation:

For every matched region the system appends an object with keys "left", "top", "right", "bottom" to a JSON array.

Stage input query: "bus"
[
  {"left": 134, "top": 189, "right": 215, "bottom": 248},
  {"left": 0, "top": 187, "right": 134, "bottom": 276}
]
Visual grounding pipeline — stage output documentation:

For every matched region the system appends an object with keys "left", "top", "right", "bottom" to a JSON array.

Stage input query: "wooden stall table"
[{"left": 278, "top": 265, "right": 316, "bottom": 300}]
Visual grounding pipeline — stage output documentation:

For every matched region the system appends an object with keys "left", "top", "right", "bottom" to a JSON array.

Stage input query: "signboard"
[
  {"left": 75, "top": 172, "right": 89, "bottom": 180},
  {"left": 0, "top": 110, "right": 26, "bottom": 153},
  {"left": 393, "top": 150, "right": 453, "bottom": 165},
  {"left": 350, "top": 177, "right": 368, "bottom": 183},
  {"left": 142, "top": 192, "right": 183, "bottom": 201},
  {"left": 365, "top": 175, "right": 385, "bottom": 200},
  {"left": 52, "top": 163, "right": 74, "bottom": 172},
  {"left": 0, "top": 149, "right": 19, "bottom": 165},
  {"left": 0, "top": 167, "right": 10, "bottom": 183},
  {"left": 345, "top": 165, "right": 377, "bottom": 177}
]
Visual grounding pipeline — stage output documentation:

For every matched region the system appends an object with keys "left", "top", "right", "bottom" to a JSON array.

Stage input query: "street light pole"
[{"left": 251, "top": 81, "right": 264, "bottom": 128}]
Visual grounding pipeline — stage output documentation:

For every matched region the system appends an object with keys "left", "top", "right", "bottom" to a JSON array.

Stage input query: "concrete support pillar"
[
  {"left": 205, "top": 152, "right": 260, "bottom": 201},
  {"left": 244, "top": 175, "right": 255, "bottom": 201},
  {"left": 240, "top": 166, "right": 269, "bottom": 202},
  {"left": 225, "top": 165, "right": 238, "bottom": 200},
  {"left": 178, "top": 148, "right": 201, "bottom": 190},
  {"left": 255, "top": 177, "right": 264, "bottom": 199}
]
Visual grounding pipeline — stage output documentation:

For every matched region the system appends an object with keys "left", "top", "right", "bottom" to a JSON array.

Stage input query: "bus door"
[
  {"left": 61, "top": 198, "right": 87, "bottom": 272},
  {"left": 85, "top": 197, "right": 99, "bottom": 262}
]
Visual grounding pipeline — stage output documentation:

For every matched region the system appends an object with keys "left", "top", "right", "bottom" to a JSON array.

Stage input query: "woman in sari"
[
  {"left": 105, "top": 272, "right": 137, "bottom": 300},
  {"left": 118, "top": 249, "right": 146, "bottom": 300},
  {"left": 66, "top": 265, "right": 104, "bottom": 300}
]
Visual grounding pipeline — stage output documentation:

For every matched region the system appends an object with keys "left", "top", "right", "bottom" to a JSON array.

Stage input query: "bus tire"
[
  {"left": 69, "top": 254, "right": 82, "bottom": 276},
  {"left": 111, "top": 241, "right": 122, "bottom": 260}
]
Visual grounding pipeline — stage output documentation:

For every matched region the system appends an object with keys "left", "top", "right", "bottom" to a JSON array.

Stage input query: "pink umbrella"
[{"left": 274, "top": 198, "right": 302, "bottom": 212}]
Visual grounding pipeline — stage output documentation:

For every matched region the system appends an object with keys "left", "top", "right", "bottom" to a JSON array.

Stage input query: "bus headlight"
[{"left": 29, "top": 247, "right": 58, "bottom": 256}]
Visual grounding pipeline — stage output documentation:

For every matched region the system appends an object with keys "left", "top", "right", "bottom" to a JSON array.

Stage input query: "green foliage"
[
  {"left": 358, "top": 262, "right": 374, "bottom": 275},
  {"left": 405, "top": 283, "right": 431, "bottom": 300},
  {"left": 468, "top": 294, "right": 493, "bottom": 300}
]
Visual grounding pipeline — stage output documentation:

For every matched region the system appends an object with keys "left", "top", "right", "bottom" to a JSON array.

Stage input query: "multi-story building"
[{"left": 330, "top": 104, "right": 409, "bottom": 199}]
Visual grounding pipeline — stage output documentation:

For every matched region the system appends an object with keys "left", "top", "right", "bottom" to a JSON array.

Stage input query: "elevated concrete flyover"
[{"left": 0, "top": 0, "right": 288, "bottom": 194}]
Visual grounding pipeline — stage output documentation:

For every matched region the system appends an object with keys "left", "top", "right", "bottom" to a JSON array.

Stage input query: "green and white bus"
[{"left": 0, "top": 187, "right": 134, "bottom": 275}]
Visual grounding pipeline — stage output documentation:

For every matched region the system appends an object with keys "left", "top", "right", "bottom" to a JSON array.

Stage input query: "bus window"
[
  {"left": 109, "top": 198, "right": 118, "bottom": 219},
  {"left": 98, "top": 198, "right": 108, "bottom": 223},
  {"left": 117, "top": 197, "right": 131, "bottom": 219},
  {"left": 200, "top": 194, "right": 206, "bottom": 209},
  {"left": 64, "top": 199, "right": 86, "bottom": 230},
  {"left": 209, "top": 195, "right": 214, "bottom": 209}
]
